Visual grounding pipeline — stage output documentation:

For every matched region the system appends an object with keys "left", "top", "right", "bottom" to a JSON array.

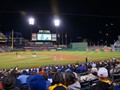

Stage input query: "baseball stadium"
[
  {"left": 0, "top": 30, "right": 120, "bottom": 69},
  {"left": 0, "top": 22, "right": 120, "bottom": 90},
  {"left": 1, "top": 1, "right": 120, "bottom": 90}
]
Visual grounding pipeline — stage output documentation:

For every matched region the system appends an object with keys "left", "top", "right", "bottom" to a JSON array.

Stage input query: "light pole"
[
  {"left": 54, "top": 19, "right": 60, "bottom": 46},
  {"left": 11, "top": 30, "right": 14, "bottom": 50},
  {"left": 105, "top": 33, "right": 109, "bottom": 46},
  {"left": 104, "top": 23, "right": 113, "bottom": 46},
  {"left": 62, "top": 30, "right": 63, "bottom": 45},
  {"left": 65, "top": 34, "right": 67, "bottom": 46},
  {"left": 28, "top": 17, "right": 35, "bottom": 41}
]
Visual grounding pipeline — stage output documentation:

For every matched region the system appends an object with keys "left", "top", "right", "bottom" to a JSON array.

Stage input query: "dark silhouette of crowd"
[{"left": 0, "top": 58, "right": 120, "bottom": 90}]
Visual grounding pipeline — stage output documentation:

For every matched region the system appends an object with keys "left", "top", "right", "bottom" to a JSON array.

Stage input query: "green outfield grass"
[{"left": 0, "top": 51, "right": 120, "bottom": 69}]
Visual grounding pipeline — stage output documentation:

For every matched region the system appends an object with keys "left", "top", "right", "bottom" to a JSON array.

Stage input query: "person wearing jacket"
[
  {"left": 65, "top": 71, "right": 81, "bottom": 90},
  {"left": 48, "top": 72, "right": 67, "bottom": 90},
  {"left": 90, "top": 67, "right": 114, "bottom": 90}
]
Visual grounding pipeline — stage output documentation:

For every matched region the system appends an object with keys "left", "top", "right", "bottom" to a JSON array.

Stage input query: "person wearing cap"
[
  {"left": 90, "top": 67, "right": 114, "bottom": 90},
  {"left": 27, "top": 74, "right": 46, "bottom": 90},
  {"left": 17, "top": 70, "right": 29, "bottom": 84}
]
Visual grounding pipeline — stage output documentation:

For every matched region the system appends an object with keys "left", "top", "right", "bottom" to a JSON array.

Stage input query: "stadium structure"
[
  {"left": 0, "top": 30, "right": 68, "bottom": 52},
  {"left": 0, "top": 30, "right": 120, "bottom": 52}
]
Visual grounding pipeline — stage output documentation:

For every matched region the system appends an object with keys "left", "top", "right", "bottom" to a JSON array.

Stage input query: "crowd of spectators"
[{"left": 0, "top": 58, "right": 120, "bottom": 90}]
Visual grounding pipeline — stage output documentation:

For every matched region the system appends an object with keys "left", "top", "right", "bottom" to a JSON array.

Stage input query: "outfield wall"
[{"left": 70, "top": 42, "right": 88, "bottom": 51}]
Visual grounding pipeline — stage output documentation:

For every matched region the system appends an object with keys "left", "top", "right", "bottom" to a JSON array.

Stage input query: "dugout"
[{"left": 70, "top": 42, "right": 88, "bottom": 51}]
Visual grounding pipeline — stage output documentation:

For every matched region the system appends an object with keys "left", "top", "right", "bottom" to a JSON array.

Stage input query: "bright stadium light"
[
  {"left": 29, "top": 18, "right": 35, "bottom": 25},
  {"left": 54, "top": 19, "right": 60, "bottom": 27}
]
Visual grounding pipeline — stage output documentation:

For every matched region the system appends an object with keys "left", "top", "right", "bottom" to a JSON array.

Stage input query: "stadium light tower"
[
  {"left": 28, "top": 17, "right": 35, "bottom": 41},
  {"left": 54, "top": 18, "right": 60, "bottom": 46}
]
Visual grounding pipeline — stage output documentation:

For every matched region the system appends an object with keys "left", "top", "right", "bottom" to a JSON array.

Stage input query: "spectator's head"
[
  {"left": 10, "top": 70, "right": 18, "bottom": 78},
  {"left": 98, "top": 67, "right": 108, "bottom": 78},
  {"left": 52, "top": 72, "right": 64, "bottom": 85},
  {"left": 28, "top": 74, "right": 46, "bottom": 90},
  {"left": 22, "top": 70, "right": 27, "bottom": 75},
  {"left": 43, "top": 73, "right": 48, "bottom": 80},
  {"left": 30, "top": 70, "right": 37, "bottom": 76},
  {"left": 59, "top": 68, "right": 65, "bottom": 73},
  {"left": 91, "top": 67, "right": 97, "bottom": 73},
  {"left": 39, "top": 67, "right": 42, "bottom": 72},
  {"left": 2, "top": 75, "right": 16, "bottom": 90},
  {"left": 65, "top": 72, "right": 77, "bottom": 86},
  {"left": 65, "top": 69, "right": 72, "bottom": 73},
  {"left": 91, "top": 67, "right": 98, "bottom": 76}
]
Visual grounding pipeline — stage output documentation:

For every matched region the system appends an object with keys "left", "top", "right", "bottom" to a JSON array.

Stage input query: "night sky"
[{"left": 0, "top": 0, "right": 120, "bottom": 45}]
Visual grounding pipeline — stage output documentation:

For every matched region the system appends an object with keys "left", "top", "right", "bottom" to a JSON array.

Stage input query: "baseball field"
[{"left": 0, "top": 51, "right": 120, "bottom": 69}]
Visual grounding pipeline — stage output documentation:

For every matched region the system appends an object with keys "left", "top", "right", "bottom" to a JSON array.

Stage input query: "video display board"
[
  {"left": 32, "top": 33, "right": 56, "bottom": 41},
  {"left": 37, "top": 34, "right": 52, "bottom": 41}
]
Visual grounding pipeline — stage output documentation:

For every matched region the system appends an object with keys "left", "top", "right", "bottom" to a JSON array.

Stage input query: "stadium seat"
[
  {"left": 21, "top": 84, "right": 29, "bottom": 90},
  {"left": 81, "top": 81, "right": 90, "bottom": 90},
  {"left": 90, "top": 79, "right": 99, "bottom": 86}
]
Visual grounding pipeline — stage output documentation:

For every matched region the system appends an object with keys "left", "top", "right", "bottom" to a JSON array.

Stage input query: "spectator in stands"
[
  {"left": 17, "top": 70, "right": 29, "bottom": 84},
  {"left": 2, "top": 75, "right": 20, "bottom": 90},
  {"left": 0, "top": 81, "right": 3, "bottom": 90},
  {"left": 27, "top": 70, "right": 37, "bottom": 86},
  {"left": 68, "top": 64, "right": 74, "bottom": 72},
  {"left": 92, "top": 62, "right": 97, "bottom": 68},
  {"left": 110, "top": 60, "right": 120, "bottom": 75},
  {"left": 65, "top": 71, "right": 81, "bottom": 90},
  {"left": 27, "top": 74, "right": 46, "bottom": 90},
  {"left": 86, "top": 63, "right": 92, "bottom": 70},
  {"left": 48, "top": 72, "right": 67, "bottom": 90},
  {"left": 82, "top": 64, "right": 87, "bottom": 71},
  {"left": 51, "top": 66, "right": 57, "bottom": 73},
  {"left": 90, "top": 67, "right": 114, "bottom": 90},
  {"left": 28, "top": 69, "right": 32, "bottom": 75},
  {"left": 10, "top": 70, "right": 22, "bottom": 89},
  {"left": 43, "top": 72, "right": 51, "bottom": 90},
  {"left": 38, "top": 67, "right": 44, "bottom": 75},
  {"left": 0, "top": 72, "right": 3, "bottom": 80},
  {"left": 77, "top": 64, "right": 85, "bottom": 73},
  {"left": 80, "top": 67, "right": 98, "bottom": 82},
  {"left": 47, "top": 70, "right": 53, "bottom": 83},
  {"left": 57, "top": 67, "right": 65, "bottom": 79}
]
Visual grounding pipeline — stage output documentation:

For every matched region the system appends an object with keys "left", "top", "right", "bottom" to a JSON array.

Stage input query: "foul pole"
[{"left": 11, "top": 30, "right": 14, "bottom": 50}]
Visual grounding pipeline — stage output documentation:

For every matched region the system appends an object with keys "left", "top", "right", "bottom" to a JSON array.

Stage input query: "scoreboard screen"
[
  {"left": 37, "top": 34, "right": 51, "bottom": 41},
  {"left": 32, "top": 33, "right": 56, "bottom": 41}
]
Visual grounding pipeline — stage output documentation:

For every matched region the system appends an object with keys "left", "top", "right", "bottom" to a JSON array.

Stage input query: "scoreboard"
[{"left": 32, "top": 33, "right": 57, "bottom": 41}]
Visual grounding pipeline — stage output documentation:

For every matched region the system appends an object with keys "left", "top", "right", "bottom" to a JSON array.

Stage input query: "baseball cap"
[{"left": 98, "top": 67, "right": 108, "bottom": 77}]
